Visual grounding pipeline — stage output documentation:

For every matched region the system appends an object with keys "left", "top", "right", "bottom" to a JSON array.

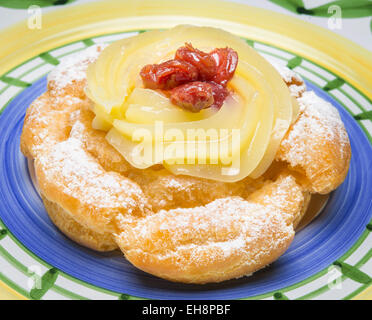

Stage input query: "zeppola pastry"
[{"left": 21, "top": 25, "right": 351, "bottom": 284}]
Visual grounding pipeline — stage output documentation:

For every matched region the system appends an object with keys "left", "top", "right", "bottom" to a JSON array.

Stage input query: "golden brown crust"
[
  {"left": 20, "top": 46, "right": 351, "bottom": 284},
  {"left": 247, "top": 173, "right": 310, "bottom": 229},
  {"left": 20, "top": 92, "right": 79, "bottom": 159},
  {"left": 294, "top": 192, "right": 311, "bottom": 229},
  {"left": 115, "top": 174, "right": 301, "bottom": 283},
  {"left": 128, "top": 168, "right": 248, "bottom": 212},
  {"left": 276, "top": 91, "right": 351, "bottom": 194},
  {"left": 34, "top": 131, "right": 148, "bottom": 234},
  {"left": 70, "top": 108, "right": 130, "bottom": 174},
  {"left": 41, "top": 195, "right": 117, "bottom": 252}
]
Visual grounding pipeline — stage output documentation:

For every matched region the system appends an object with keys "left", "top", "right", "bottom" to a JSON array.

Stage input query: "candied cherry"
[
  {"left": 139, "top": 44, "right": 238, "bottom": 112},
  {"left": 208, "top": 82, "right": 229, "bottom": 109},
  {"left": 170, "top": 82, "right": 214, "bottom": 113},
  {"left": 209, "top": 48, "right": 238, "bottom": 86},
  {"left": 175, "top": 43, "right": 217, "bottom": 81},
  {"left": 140, "top": 59, "right": 198, "bottom": 90}
]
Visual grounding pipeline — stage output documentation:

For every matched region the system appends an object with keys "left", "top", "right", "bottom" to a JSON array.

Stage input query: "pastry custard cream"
[{"left": 86, "top": 25, "right": 297, "bottom": 182}]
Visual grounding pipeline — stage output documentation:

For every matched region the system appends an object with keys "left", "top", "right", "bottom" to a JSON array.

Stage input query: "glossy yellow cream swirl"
[{"left": 86, "top": 25, "right": 296, "bottom": 182}]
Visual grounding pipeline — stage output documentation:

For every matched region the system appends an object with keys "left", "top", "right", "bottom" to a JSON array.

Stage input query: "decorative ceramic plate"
[{"left": 0, "top": 0, "right": 371, "bottom": 300}]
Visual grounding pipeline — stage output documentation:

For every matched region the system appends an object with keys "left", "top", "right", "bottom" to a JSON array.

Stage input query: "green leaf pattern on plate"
[
  {"left": 0, "top": 229, "right": 7, "bottom": 240},
  {"left": 29, "top": 268, "right": 59, "bottom": 300},
  {"left": 333, "top": 261, "right": 372, "bottom": 285},
  {"left": 269, "top": 0, "right": 372, "bottom": 35},
  {"left": 39, "top": 52, "right": 60, "bottom": 66},
  {"left": 268, "top": 0, "right": 305, "bottom": 14},
  {"left": 323, "top": 78, "right": 345, "bottom": 91},
  {"left": 270, "top": 0, "right": 372, "bottom": 18},
  {"left": 273, "top": 292, "right": 290, "bottom": 300},
  {"left": 287, "top": 56, "right": 302, "bottom": 69},
  {"left": 0, "top": 0, "right": 76, "bottom": 9},
  {"left": 354, "top": 110, "right": 372, "bottom": 121},
  {"left": 0, "top": 76, "right": 31, "bottom": 88}
]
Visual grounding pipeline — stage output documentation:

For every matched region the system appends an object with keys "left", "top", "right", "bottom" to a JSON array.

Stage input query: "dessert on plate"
[{"left": 20, "top": 25, "right": 351, "bottom": 284}]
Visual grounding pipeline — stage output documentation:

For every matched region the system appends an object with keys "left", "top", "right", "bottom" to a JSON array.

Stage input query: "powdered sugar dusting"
[
  {"left": 37, "top": 122, "right": 142, "bottom": 210},
  {"left": 261, "top": 175, "right": 302, "bottom": 216},
  {"left": 271, "top": 62, "right": 306, "bottom": 98},
  {"left": 281, "top": 91, "right": 349, "bottom": 165},
  {"left": 47, "top": 44, "right": 107, "bottom": 89},
  {"left": 118, "top": 195, "right": 294, "bottom": 275}
]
